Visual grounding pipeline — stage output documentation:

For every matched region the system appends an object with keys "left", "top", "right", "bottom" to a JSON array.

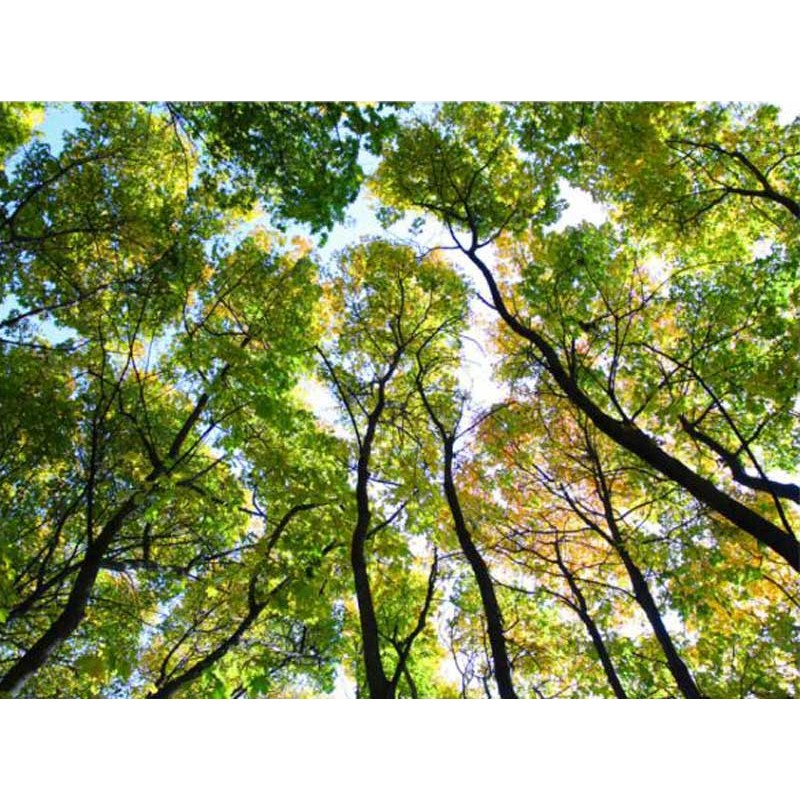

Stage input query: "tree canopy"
[{"left": 0, "top": 101, "right": 797, "bottom": 698}]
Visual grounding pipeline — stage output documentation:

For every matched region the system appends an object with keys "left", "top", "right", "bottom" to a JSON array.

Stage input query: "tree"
[
  {"left": 317, "top": 241, "right": 464, "bottom": 697},
  {"left": 1, "top": 101, "right": 797, "bottom": 698},
  {"left": 373, "top": 101, "right": 800, "bottom": 572}
]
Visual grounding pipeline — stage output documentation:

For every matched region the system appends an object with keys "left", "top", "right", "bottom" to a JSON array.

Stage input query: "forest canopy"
[{"left": 0, "top": 101, "right": 797, "bottom": 699}]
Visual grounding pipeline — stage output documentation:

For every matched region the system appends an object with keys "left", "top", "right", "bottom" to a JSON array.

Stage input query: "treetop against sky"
[{"left": 0, "top": 101, "right": 798, "bottom": 699}]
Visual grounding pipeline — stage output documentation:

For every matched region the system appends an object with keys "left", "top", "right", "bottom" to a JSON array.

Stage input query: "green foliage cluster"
[{"left": 0, "top": 101, "right": 797, "bottom": 698}]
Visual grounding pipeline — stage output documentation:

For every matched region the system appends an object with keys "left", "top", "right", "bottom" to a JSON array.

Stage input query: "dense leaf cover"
[{"left": 0, "top": 102, "right": 797, "bottom": 698}]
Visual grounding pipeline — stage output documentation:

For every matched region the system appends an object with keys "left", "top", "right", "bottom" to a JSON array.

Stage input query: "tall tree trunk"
[
  {"left": 558, "top": 433, "right": 703, "bottom": 698},
  {"left": 350, "top": 399, "right": 394, "bottom": 699},
  {"left": 441, "top": 439, "right": 517, "bottom": 699},
  {"left": 351, "top": 518, "right": 393, "bottom": 698},
  {"left": 553, "top": 542, "right": 627, "bottom": 698},
  {"left": 589, "top": 465, "right": 702, "bottom": 699},
  {"left": 576, "top": 605, "right": 628, "bottom": 699},
  {"left": 320, "top": 346, "right": 404, "bottom": 699},
  {"left": 614, "top": 540, "right": 702, "bottom": 699},
  {"left": 149, "top": 603, "right": 263, "bottom": 699}
]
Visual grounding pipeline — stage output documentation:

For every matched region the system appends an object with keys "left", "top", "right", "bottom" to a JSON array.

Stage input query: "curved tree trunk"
[
  {"left": 576, "top": 606, "right": 628, "bottom": 699},
  {"left": 0, "top": 495, "right": 140, "bottom": 697},
  {"left": 0, "top": 381, "right": 218, "bottom": 697},
  {"left": 149, "top": 603, "right": 263, "bottom": 699},
  {"left": 465, "top": 246, "right": 800, "bottom": 573}
]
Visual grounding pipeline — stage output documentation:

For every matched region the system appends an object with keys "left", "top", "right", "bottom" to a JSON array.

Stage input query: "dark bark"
[
  {"left": 415, "top": 370, "right": 517, "bottom": 698},
  {"left": 725, "top": 185, "right": 800, "bottom": 219},
  {"left": 441, "top": 438, "right": 517, "bottom": 698},
  {"left": 0, "top": 373, "right": 221, "bottom": 697},
  {"left": 544, "top": 427, "right": 703, "bottom": 698},
  {"left": 0, "top": 494, "right": 141, "bottom": 697},
  {"left": 386, "top": 551, "right": 439, "bottom": 697},
  {"left": 351, "top": 459, "right": 392, "bottom": 695},
  {"left": 666, "top": 138, "right": 800, "bottom": 220},
  {"left": 615, "top": 542, "right": 702, "bottom": 698},
  {"left": 680, "top": 416, "right": 800, "bottom": 505},
  {"left": 553, "top": 541, "right": 627, "bottom": 698},
  {"left": 8, "top": 557, "right": 83, "bottom": 623},
  {"left": 147, "top": 502, "right": 326, "bottom": 698},
  {"left": 319, "top": 345, "right": 404, "bottom": 699},
  {"left": 576, "top": 605, "right": 627, "bottom": 699},
  {"left": 149, "top": 599, "right": 265, "bottom": 699},
  {"left": 586, "top": 451, "right": 703, "bottom": 699},
  {"left": 351, "top": 375, "right": 395, "bottom": 699},
  {"left": 563, "top": 483, "right": 702, "bottom": 698}
]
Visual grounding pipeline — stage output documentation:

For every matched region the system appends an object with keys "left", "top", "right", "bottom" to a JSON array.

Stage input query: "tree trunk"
[
  {"left": 467, "top": 247, "right": 800, "bottom": 573},
  {"left": 0, "top": 495, "right": 139, "bottom": 697},
  {"left": 554, "top": 544, "right": 627, "bottom": 698},
  {"left": 350, "top": 404, "right": 394, "bottom": 699},
  {"left": 442, "top": 439, "right": 517, "bottom": 699},
  {"left": 615, "top": 542, "right": 703, "bottom": 699},
  {"left": 576, "top": 606, "right": 628, "bottom": 699},
  {"left": 149, "top": 604, "right": 262, "bottom": 699}
]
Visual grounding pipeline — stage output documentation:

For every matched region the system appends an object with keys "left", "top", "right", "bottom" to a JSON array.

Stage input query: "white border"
[
  {"left": 2, "top": 700, "right": 796, "bottom": 796},
  {"left": 2, "top": 2, "right": 799, "bottom": 99}
]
